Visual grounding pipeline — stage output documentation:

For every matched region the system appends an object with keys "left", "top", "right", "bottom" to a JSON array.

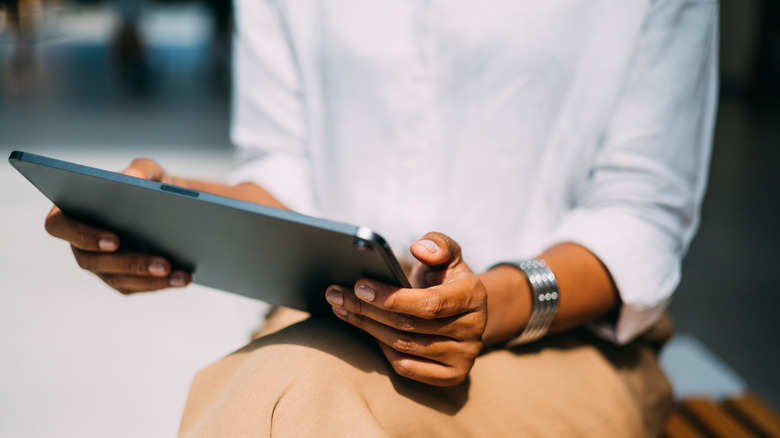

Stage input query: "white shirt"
[{"left": 227, "top": 0, "right": 719, "bottom": 344}]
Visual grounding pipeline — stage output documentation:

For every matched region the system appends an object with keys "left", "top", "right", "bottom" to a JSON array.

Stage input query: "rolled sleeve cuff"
[{"left": 548, "top": 207, "right": 681, "bottom": 345}]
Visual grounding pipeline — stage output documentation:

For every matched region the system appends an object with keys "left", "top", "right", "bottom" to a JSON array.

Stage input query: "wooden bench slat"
[
  {"left": 679, "top": 397, "right": 758, "bottom": 438},
  {"left": 662, "top": 410, "right": 708, "bottom": 438},
  {"left": 723, "top": 393, "right": 780, "bottom": 438}
]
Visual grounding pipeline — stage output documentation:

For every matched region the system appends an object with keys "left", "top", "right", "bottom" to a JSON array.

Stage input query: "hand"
[
  {"left": 44, "top": 159, "right": 191, "bottom": 294},
  {"left": 325, "top": 232, "right": 487, "bottom": 386}
]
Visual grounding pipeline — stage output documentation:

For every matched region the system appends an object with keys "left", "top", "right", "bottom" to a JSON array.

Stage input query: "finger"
[
  {"left": 326, "top": 286, "right": 479, "bottom": 339},
  {"left": 409, "top": 232, "right": 462, "bottom": 271},
  {"left": 45, "top": 206, "right": 119, "bottom": 252},
  {"left": 97, "top": 271, "right": 191, "bottom": 295},
  {"left": 72, "top": 246, "right": 172, "bottom": 277},
  {"left": 352, "top": 277, "right": 486, "bottom": 320},
  {"left": 377, "top": 342, "right": 469, "bottom": 387},
  {"left": 122, "top": 158, "right": 166, "bottom": 182},
  {"left": 331, "top": 304, "right": 471, "bottom": 363}
]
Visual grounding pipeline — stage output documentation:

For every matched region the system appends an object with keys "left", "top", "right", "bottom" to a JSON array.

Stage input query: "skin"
[{"left": 45, "top": 159, "right": 619, "bottom": 386}]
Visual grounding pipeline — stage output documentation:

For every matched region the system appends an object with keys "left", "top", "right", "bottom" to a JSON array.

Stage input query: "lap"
[{"left": 179, "top": 312, "right": 672, "bottom": 437}]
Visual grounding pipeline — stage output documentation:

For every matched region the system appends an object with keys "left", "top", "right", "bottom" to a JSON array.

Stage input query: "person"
[{"left": 45, "top": 1, "right": 718, "bottom": 436}]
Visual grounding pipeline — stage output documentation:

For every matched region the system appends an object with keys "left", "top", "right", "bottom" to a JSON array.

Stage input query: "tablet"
[{"left": 9, "top": 151, "right": 411, "bottom": 314}]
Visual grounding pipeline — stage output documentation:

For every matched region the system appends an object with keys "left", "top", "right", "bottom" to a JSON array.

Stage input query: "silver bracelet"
[{"left": 494, "top": 260, "right": 559, "bottom": 346}]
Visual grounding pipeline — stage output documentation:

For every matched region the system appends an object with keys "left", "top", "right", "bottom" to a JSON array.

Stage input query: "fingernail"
[
  {"left": 326, "top": 287, "right": 343, "bottom": 306},
  {"left": 332, "top": 306, "right": 348, "bottom": 317},
  {"left": 418, "top": 239, "right": 438, "bottom": 254},
  {"left": 149, "top": 261, "right": 167, "bottom": 276},
  {"left": 98, "top": 237, "right": 118, "bottom": 251},
  {"left": 355, "top": 284, "right": 375, "bottom": 302},
  {"left": 170, "top": 273, "right": 188, "bottom": 287}
]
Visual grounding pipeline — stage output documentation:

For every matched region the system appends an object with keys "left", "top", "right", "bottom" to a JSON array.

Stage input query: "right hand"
[{"left": 44, "top": 158, "right": 191, "bottom": 294}]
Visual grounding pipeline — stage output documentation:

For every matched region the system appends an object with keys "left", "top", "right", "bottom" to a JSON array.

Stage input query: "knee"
[
  {"left": 180, "top": 317, "right": 393, "bottom": 437},
  {"left": 241, "top": 317, "right": 389, "bottom": 375}
]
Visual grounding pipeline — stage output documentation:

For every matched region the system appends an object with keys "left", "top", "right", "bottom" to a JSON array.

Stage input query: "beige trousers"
[{"left": 179, "top": 309, "right": 673, "bottom": 437}]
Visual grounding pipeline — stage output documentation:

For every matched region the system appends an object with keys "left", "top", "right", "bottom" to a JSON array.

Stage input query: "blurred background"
[{"left": 1, "top": 0, "right": 778, "bottom": 436}]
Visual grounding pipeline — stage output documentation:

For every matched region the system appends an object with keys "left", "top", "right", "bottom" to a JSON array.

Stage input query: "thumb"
[
  {"left": 122, "top": 158, "right": 167, "bottom": 182},
  {"left": 410, "top": 232, "right": 462, "bottom": 271}
]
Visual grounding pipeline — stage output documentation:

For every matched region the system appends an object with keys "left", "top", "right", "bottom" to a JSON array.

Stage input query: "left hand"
[
  {"left": 325, "top": 232, "right": 487, "bottom": 386},
  {"left": 44, "top": 159, "right": 192, "bottom": 294}
]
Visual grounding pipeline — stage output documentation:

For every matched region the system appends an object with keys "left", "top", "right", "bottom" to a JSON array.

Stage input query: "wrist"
[{"left": 479, "top": 264, "right": 532, "bottom": 345}]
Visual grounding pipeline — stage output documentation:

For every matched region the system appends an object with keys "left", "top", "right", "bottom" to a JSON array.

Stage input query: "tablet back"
[{"left": 9, "top": 151, "right": 410, "bottom": 314}]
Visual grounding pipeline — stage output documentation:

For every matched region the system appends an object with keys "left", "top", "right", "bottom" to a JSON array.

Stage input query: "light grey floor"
[{"left": 1, "top": 4, "right": 778, "bottom": 437}]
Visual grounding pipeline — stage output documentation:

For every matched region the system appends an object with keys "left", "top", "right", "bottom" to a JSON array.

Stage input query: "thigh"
[
  {"left": 458, "top": 331, "right": 672, "bottom": 437},
  {"left": 179, "top": 317, "right": 671, "bottom": 437}
]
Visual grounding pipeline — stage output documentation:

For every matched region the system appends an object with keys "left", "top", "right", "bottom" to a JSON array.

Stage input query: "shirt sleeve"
[
  {"left": 548, "top": 0, "right": 719, "bottom": 344},
  {"left": 227, "top": 0, "right": 320, "bottom": 216}
]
